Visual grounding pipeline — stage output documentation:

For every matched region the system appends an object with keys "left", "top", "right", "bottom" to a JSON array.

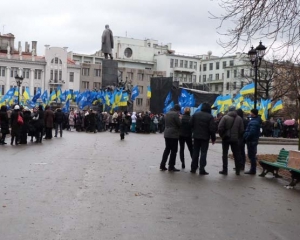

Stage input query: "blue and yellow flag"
[
  {"left": 23, "top": 87, "right": 30, "bottom": 100},
  {"left": 240, "top": 83, "right": 254, "bottom": 95},
  {"left": 56, "top": 87, "right": 62, "bottom": 101},
  {"left": 32, "top": 87, "right": 41, "bottom": 103},
  {"left": 147, "top": 86, "right": 151, "bottom": 98},
  {"left": 50, "top": 90, "right": 57, "bottom": 102},
  {"left": 41, "top": 90, "right": 48, "bottom": 104},
  {"left": 271, "top": 100, "right": 283, "bottom": 112},
  {"left": 118, "top": 92, "right": 128, "bottom": 107}
]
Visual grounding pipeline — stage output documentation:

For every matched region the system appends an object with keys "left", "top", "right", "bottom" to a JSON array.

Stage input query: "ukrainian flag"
[
  {"left": 50, "top": 90, "right": 57, "bottom": 102},
  {"left": 240, "top": 83, "right": 254, "bottom": 95},
  {"left": 271, "top": 100, "right": 283, "bottom": 112},
  {"left": 23, "top": 87, "right": 30, "bottom": 100},
  {"left": 222, "top": 95, "right": 232, "bottom": 106},
  {"left": 119, "top": 92, "right": 128, "bottom": 107},
  {"left": 66, "top": 90, "right": 72, "bottom": 101},
  {"left": 14, "top": 87, "right": 19, "bottom": 97},
  {"left": 115, "top": 89, "right": 123, "bottom": 105},
  {"left": 56, "top": 87, "right": 62, "bottom": 101},
  {"left": 147, "top": 86, "right": 151, "bottom": 98}
]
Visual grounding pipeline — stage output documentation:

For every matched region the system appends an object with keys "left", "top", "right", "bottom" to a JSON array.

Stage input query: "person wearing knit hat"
[{"left": 218, "top": 105, "right": 244, "bottom": 175}]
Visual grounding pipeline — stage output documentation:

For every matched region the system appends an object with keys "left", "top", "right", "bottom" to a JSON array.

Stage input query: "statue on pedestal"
[{"left": 101, "top": 25, "right": 114, "bottom": 60}]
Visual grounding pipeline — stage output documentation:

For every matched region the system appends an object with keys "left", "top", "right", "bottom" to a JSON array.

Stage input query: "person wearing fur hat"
[{"left": 218, "top": 106, "right": 244, "bottom": 175}]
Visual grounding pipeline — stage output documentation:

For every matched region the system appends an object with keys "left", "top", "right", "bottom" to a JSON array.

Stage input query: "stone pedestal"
[{"left": 102, "top": 60, "right": 118, "bottom": 88}]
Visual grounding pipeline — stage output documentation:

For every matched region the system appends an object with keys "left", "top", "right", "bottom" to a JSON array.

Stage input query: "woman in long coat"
[
  {"left": 20, "top": 107, "right": 32, "bottom": 144},
  {"left": 0, "top": 106, "right": 9, "bottom": 145}
]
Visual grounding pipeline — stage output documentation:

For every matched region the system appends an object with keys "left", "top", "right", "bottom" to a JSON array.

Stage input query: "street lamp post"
[
  {"left": 15, "top": 74, "right": 24, "bottom": 105},
  {"left": 248, "top": 41, "right": 267, "bottom": 109}
]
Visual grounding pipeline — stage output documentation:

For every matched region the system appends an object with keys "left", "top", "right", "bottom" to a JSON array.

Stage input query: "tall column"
[
  {"left": 5, "top": 67, "right": 10, "bottom": 92},
  {"left": 30, "top": 69, "right": 34, "bottom": 96}
]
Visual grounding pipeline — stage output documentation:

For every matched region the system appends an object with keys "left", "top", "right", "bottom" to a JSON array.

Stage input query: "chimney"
[
  {"left": 25, "top": 42, "right": 29, "bottom": 52},
  {"left": 32, "top": 41, "right": 37, "bottom": 56}
]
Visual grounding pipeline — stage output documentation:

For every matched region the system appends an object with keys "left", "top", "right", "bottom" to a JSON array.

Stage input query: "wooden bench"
[{"left": 259, "top": 148, "right": 300, "bottom": 187}]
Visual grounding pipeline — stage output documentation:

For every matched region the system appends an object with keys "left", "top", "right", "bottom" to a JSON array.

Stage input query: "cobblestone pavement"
[{"left": 0, "top": 131, "right": 299, "bottom": 240}]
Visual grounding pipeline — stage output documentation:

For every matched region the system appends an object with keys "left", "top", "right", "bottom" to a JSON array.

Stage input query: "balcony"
[
  {"left": 173, "top": 67, "right": 195, "bottom": 73},
  {"left": 49, "top": 79, "right": 65, "bottom": 85}
]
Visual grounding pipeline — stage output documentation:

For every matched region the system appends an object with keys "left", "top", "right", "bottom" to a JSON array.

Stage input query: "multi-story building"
[{"left": 0, "top": 33, "right": 80, "bottom": 98}]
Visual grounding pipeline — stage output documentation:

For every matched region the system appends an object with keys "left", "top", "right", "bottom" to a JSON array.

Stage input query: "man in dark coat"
[
  {"left": 243, "top": 109, "right": 261, "bottom": 174},
  {"left": 101, "top": 24, "right": 114, "bottom": 59},
  {"left": 143, "top": 112, "right": 151, "bottom": 133},
  {"left": 218, "top": 106, "right": 244, "bottom": 175},
  {"left": 20, "top": 107, "right": 32, "bottom": 144},
  {"left": 0, "top": 106, "right": 9, "bottom": 145},
  {"left": 54, "top": 108, "right": 64, "bottom": 137},
  {"left": 10, "top": 105, "right": 22, "bottom": 145},
  {"left": 190, "top": 103, "right": 216, "bottom": 175},
  {"left": 44, "top": 105, "right": 54, "bottom": 139},
  {"left": 160, "top": 104, "right": 181, "bottom": 172},
  {"left": 179, "top": 107, "right": 193, "bottom": 169}
]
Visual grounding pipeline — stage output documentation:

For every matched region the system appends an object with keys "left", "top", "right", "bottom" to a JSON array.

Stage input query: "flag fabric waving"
[
  {"left": 147, "top": 86, "right": 151, "bottom": 98},
  {"left": 240, "top": 83, "right": 254, "bottom": 95},
  {"left": 131, "top": 86, "right": 139, "bottom": 101}
]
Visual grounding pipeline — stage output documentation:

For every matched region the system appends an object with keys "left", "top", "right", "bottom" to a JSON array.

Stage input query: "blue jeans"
[
  {"left": 191, "top": 139, "right": 209, "bottom": 171},
  {"left": 247, "top": 141, "right": 258, "bottom": 172}
]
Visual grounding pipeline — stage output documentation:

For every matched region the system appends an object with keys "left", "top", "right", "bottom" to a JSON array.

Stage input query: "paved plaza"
[{"left": 0, "top": 131, "right": 299, "bottom": 240}]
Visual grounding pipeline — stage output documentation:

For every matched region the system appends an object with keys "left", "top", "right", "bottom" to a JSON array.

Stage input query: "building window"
[
  {"left": 203, "top": 75, "right": 206, "bottom": 82},
  {"left": 82, "top": 81, "right": 89, "bottom": 89},
  {"left": 227, "top": 70, "right": 230, "bottom": 78},
  {"left": 194, "top": 62, "right": 197, "bottom": 70},
  {"left": 127, "top": 72, "right": 133, "bottom": 80},
  {"left": 188, "top": 75, "right": 192, "bottom": 82},
  {"left": 69, "top": 72, "right": 74, "bottom": 82},
  {"left": 0, "top": 85, "right": 4, "bottom": 95},
  {"left": 215, "top": 85, "right": 219, "bottom": 91},
  {"left": 51, "top": 57, "right": 62, "bottom": 64},
  {"left": 124, "top": 48, "right": 133, "bottom": 58},
  {"left": 209, "top": 74, "right": 213, "bottom": 80},
  {"left": 241, "top": 69, "right": 245, "bottom": 77},
  {"left": 199, "top": 75, "right": 201, "bottom": 82},
  {"left": 138, "top": 73, "right": 144, "bottom": 81},
  {"left": 23, "top": 69, "right": 30, "bottom": 79},
  {"left": 216, "top": 73, "right": 219, "bottom": 80},
  {"left": 192, "top": 75, "right": 196, "bottom": 82},
  {"left": 136, "top": 98, "right": 143, "bottom": 106},
  {"left": 34, "top": 70, "right": 41, "bottom": 80},
  {"left": 203, "top": 64, "right": 207, "bottom": 71},
  {"left": 93, "top": 82, "right": 101, "bottom": 89},
  {"left": 234, "top": 70, "right": 237, "bottom": 78},
  {"left": 34, "top": 87, "right": 37, "bottom": 95},
  {"left": 180, "top": 60, "right": 183, "bottom": 68},
  {"left": 82, "top": 68, "right": 90, "bottom": 76},
  {"left": 184, "top": 61, "right": 188, "bottom": 68},
  {"left": 223, "top": 61, "right": 227, "bottom": 69},
  {"left": 59, "top": 70, "right": 62, "bottom": 81},
  {"left": 226, "top": 82, "right": 229, "bottom": 90},
  {"left": 233, "top": 82, "right": 237, "bottom": 90},
  {"left": 11, "top": 68, "right": 18, "bottom": 78},
  {"left": 209, "top": 63, "right": 213, "bottom": 71},
  {"left": 216, "top": 62, "right": 220, "bottom": 70},
  {"left": 138, "top": 85, "right": 143, "bottom": 94},
  {"left": 50, "top": 70, "right": 53, "bottom": 80},
  {"left": 146, "top": 99, "right": 150, "bottom": 107},
  {"left": 241, "top": 81, "right": 244, "bottom": 88},
  {"left": 189, "top": 61, "right": 193, "bottom": 69},
  {"left": 170, "top": 59, "right": 174, "bottom": 68},
  {"left": 230, "top": 60, "right": 234, "bottom": 66},
  {"left": 94, "top": 69, "right": 101, "bottom": 77},
  {"left": 0, "top": 67, "right": 5, "bottom": 77},
  {"left": 175, "top": 59, "right": 178, "bottom": 67},
  {"left": 54, "top": 70, "right": 58, "bottom": 82}
]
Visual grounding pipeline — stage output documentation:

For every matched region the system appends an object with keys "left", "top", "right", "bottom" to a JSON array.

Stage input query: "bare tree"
[{"left": 211, "top": 0, "right": 300, "bottom": 58}]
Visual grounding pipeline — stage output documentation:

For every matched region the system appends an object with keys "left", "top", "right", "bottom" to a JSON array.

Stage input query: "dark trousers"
[
  {"left": 179, "top": 136, "right": 193, "bottom": 163},
  {"left": 239, "top": 138, "right": 246, "bottom": 169},
  {"left": 120, "top": 124, "right": 125, "bottom": 140},
  {"left": 45, "top": 127, "right": 52, "bottom": 139},
  {"left": 55, "top": 123, "right": 63, "bottom": 137},
  {"left": 0, "top": 133, "right": 6, "bottom": 143},
  {"left": 144, "top": 124, "right": 150, "bottom": 133},
  {"left": 247, "top": 141, "right": 258, "bottom": 172},
  {"left": 222, "top": 140, "right": 241, "bottom": 172},
  {"left": 160, "top": 138, "right": 178, "bottom": 169},
  {"left": 191, "top": 138, "right": 209, "bottom": 171}
]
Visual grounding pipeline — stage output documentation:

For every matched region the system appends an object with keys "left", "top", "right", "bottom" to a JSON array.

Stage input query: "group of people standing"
[{"left": 160, "top": 103, "right": 261, "bottom": 176}]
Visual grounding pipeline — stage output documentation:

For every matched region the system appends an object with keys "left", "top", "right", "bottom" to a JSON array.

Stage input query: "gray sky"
[{"left": 1, "top": 0, "right": 236, "bottom": 57}]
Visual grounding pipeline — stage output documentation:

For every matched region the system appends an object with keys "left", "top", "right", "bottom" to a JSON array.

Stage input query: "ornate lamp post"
[
  {"left": 15, "top": 74, "right": 24, "bottom": 105},
  {"left": 248, "top": 41, "right": 267, "bottom": 109}
]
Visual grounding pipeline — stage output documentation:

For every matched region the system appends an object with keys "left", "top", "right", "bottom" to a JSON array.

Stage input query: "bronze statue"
[{"left": 101, "top": 25, "right": 114, "bottom": 59}]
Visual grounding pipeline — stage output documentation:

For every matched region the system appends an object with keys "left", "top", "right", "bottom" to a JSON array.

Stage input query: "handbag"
[
  {"left": 17, "top": 113, "right": 24, "bottom": 125},
  {"left": 222, "top": 116, "right": 236, "bottom": 141}
]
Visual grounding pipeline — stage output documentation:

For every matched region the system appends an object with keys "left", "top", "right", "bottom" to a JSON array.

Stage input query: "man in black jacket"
[
  {"left": 160, "top": 104, "right": 181, "bottom": 172},
  {"left": 54, "top": 108, "right": 65, "bottom": 137},
  {"left": 190, "top": 103, "right": 216, "bottom": 175}
]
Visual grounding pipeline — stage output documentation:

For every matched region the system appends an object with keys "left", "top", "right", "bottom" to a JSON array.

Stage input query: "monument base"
[{"left": 102, "top": 59, "right": 118, "bottom": 89}]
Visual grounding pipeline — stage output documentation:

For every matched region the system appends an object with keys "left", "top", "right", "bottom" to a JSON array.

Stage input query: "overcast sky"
[{"left": 1, "top": 0, "right": 241, "bottom": 57}]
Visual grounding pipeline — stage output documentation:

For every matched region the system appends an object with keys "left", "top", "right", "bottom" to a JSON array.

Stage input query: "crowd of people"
[{"left": 0, "top": 104, "right": 166, "bottom": 144}]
